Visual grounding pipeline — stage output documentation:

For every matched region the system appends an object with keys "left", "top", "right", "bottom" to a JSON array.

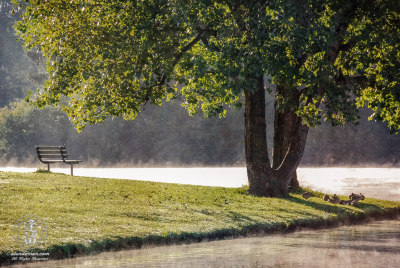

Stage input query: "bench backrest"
[{"left": 35, "top": 146, "right": 68, "bottom": 160}]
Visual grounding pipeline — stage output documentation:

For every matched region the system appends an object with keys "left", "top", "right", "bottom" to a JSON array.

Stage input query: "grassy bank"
[{"left": 1, "top": 171, "right": 400, "bottom": 264}]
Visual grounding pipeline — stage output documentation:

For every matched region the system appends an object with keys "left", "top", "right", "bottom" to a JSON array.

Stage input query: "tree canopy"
[
  {"left": 13, "top": 0, "right": 400, "bottom": 196},
  {"left": 14, "top": 0, "right": 400, "bottom": 132}
]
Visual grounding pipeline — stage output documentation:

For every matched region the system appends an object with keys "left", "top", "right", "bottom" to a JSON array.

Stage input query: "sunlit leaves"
[{"left": 12, "top": 0, "right": 400, "bottom": 133}]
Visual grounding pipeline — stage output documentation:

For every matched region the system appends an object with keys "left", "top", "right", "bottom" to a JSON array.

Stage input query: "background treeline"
[{"left": 0, "top": 5, "right": 399, "bottom": 167}]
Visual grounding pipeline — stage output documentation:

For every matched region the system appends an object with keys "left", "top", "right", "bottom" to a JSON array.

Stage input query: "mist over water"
[{"left": 8, "top": 219, "right": 400, "bottom": 268}]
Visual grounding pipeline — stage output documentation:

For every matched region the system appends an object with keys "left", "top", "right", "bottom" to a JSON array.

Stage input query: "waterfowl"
[
  {"left": 350, "top": 200, "right": 358, "bottom": 207},
  {"left": 349, "top": 193, "right": 365, "bottom": 202},
  {"left": 340, "top": 200, "right": 352, "bottom": 205},
  {"left": 329, "top": 194, "right": 341, "bottom": 204}
]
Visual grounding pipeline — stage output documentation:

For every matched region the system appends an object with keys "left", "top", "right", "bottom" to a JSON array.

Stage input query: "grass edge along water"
[{"left": 0, "top": 171, "right": 399, "bottom": 264}]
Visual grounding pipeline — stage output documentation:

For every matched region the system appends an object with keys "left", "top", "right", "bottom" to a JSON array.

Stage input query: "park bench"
[{"left": 35, "top": 146, "right": 82, "bottom": 175}]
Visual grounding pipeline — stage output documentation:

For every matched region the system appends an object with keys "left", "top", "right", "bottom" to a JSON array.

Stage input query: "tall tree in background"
[
  {"left": 0, "top": 2, "right": 42, "bottom": 108},
  {"left": 14, "top": 0, "right": 400, "bottom": 197}
]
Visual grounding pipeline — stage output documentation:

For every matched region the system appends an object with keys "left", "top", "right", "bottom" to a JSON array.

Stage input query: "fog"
[
  {"left": 1, "top": 99, "right": 400, "bottom": 169},
  {"left": 1, "top": 4, "right": 400, "bottom": 170}
]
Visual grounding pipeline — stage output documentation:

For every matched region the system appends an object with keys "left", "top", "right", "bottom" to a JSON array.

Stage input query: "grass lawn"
[{"left": 1, "top": 170, "right": 399, "bottom": 262}]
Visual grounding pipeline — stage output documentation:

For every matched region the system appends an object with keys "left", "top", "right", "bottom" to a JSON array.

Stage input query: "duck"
[
  {"left": 340, "top": 200, "right": 352, "bottom": 205},
  {"left": 323, "top": 194, "right": 330, "bottom": 201},
  {"left": 349, "top": 193, "right": 358, "bottom": 200},
  {"left": 349, "top": 193, "right": 366, "bottom": 201},
  {"left": 329, "top": 194, "right": 341, "bottom": 204},
  {"left": 350, "top": 200, "right": 359, "bottom": 207},
  {"left": 302, "top": 192, "right": 310, "bottom": 199}
]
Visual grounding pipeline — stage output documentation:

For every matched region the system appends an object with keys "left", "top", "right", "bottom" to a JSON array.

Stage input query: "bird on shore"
[
  {"left": 349, "top": 193, "right": 365, "bottom": 201},
  {"left": 302, "top": 192, "right": 310, "bottom": 199},
  {"left": 352, "top": 200, "right": 359, "bottom": 206},
  {"left": 329, "top": 194, "right": 341, "bottom": 204},
  {"left": 339, "top": 200, "right": 352, "bottom": 205}
]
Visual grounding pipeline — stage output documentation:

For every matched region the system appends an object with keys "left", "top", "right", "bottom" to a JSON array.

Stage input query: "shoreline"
[
  {"left": 2, "top": 210, "right": 399, "bottom": 267},
  {"left": 1, "top": 171, "right": 399, "bottom": 266}
]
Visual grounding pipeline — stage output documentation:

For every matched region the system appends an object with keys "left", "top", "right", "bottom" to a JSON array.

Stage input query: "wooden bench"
[{"left": 35, "top": 146, "right": 82, "bottom": 175}]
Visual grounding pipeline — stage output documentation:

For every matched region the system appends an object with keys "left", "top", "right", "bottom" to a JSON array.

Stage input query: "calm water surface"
[
  {"left": 2, "top": 167, "right": 400, "bottom": 267},
  {"left": 8, "top": 220, "right": 400, "bottom": 268}
]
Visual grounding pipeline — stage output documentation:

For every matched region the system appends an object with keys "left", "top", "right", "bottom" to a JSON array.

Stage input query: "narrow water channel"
[{"left": 9, "top": 219, "right": 400, "bottom": 268}]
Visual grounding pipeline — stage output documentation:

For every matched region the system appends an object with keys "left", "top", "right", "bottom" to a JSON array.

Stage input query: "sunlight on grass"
[{"left": 0, "top": 171, "right": 399, "bottom": 258}]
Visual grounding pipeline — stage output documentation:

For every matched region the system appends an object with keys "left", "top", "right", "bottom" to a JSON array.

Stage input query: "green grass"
[{"left": 0, "top": 171, "right": 399, "bottom": 261}]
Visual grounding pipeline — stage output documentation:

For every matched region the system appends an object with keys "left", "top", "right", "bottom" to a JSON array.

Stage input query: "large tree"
[{"left": 13, "top": 0, "right": 400, "bottom": 197}]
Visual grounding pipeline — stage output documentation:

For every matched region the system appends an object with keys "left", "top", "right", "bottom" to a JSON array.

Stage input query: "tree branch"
[
  {"left": 173, "top": 29, "right": 205, "bottom": 66},
  {"left": 144, "top": 29, "right": 205, "bottom": 102},
  {"left": 338, "top": 40, "right": 355, "bottom": 52},
  {"left": 201, "top": 36, "right": 221, "bottom": 52},
  {"left": 325, "top": 2, "right": 359, "bottom": 65},
  {"left": 295, "top": 43, "right": 321, "bottom": 69},
  {"left": 333, "top": 70, "right": 374, "bottom": 88}
]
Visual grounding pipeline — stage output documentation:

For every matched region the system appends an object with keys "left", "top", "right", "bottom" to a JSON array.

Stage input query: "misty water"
[
  {"left": 10, "top": 220, "right": 400, "bottom": 268},
  {"left": 3, "top": 167, "right": 400, "bottom": 267}
]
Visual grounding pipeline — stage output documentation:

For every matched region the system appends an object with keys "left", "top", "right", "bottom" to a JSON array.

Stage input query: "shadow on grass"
[
  {"left": 34, "top": 169, "right": 52, "bottom": 174},
  {"left": 1, "top": 187, "right": 399, "bottom": 266},
  {"left": 284, "top": 187, "right": 393, "bottom": 223}
]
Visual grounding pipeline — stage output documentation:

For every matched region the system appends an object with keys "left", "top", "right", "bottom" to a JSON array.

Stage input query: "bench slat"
[
  {"left": 64, "top": 160, "right": 82, "bottom": 164},
  {"left": 38, "top": 153, "right": 67, "bottom": 157},
  {"left": 36, "top": 146, "right": 66, "bottom": 150},
  {"left": 39, "top": 154, "right": 67, "bottom": 159},
  {"left": 38, "top": 150, "right": 67, "bottom": 154}
]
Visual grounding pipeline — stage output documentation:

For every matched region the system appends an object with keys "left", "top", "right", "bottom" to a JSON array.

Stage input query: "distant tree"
[
  {"left": 14, "top": 0, "right": 400, "bottom": 197},
  {"left": 0, "top": 4, "right": 45, "bottom": 108}
]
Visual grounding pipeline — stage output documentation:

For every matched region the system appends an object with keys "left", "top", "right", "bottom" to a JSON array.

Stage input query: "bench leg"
[
  {"left": 47, "top": 164, "right": 50, "bottom": 172},
  {"left": 71, "top": 165, "right": 73, "bottom": 176}
]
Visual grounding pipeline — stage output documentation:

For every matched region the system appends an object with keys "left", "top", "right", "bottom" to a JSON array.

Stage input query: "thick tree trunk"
[
  {"left": 272, "top": 85, "right": 301, "bottom": 192},
  {"left": 245, "top": 76, "right": 271, "bottom": 196},
  {"left": 245, "top": 78, "right": 309, "bottom": 197}
]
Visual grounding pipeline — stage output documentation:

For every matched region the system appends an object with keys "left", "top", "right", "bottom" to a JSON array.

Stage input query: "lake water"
[
  {"left": 9, "top": 219, "right": 400, "bottom": 268},
  {"left": 2, "top": 167, "right": 400, "bottom": 267}
]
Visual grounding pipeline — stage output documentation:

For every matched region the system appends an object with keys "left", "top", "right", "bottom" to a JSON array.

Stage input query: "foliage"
[
  {"left": 12, "top": 0, "right": 400, "bottom": 133},
  {"left": 0, "top": 2, "right": 46, "bottom": 108},
  {"left": 0, "top": 99, "right": 246, "bottom": 166},
  {"left": 0, "top": 101, "right": 71, "bottom": 162},
  {"left": 1, "top": 98, "right": 400, "bottom": 166},
  {"left": 1, "top": 171, "right": 399, "bottom": 255}
]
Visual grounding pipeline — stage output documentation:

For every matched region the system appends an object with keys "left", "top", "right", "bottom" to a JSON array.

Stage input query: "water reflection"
[{"left": 9, "top": 220, "right": 400, "bottom": 268}]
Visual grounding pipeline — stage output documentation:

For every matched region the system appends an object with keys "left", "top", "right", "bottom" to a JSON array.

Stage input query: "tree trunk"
[
  {"left": 289, "top": 172, "right": 300, "bottom": 191},
  {"left": 245, "top": 78, "right": 309, "bottom": 197},
  {"left": 272, "top": 85, "right": 301, "bottom": 192},
  {"left": 244, "top": 76, "right": 271, "bottom": 196}
]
